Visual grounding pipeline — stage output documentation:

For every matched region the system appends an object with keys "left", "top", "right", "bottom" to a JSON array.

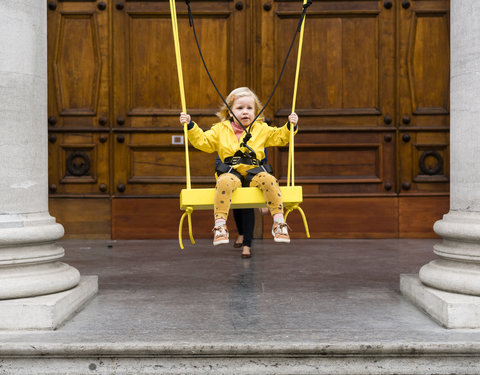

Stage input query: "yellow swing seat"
[
  {"left": 178, "top": 185, "right": 310, "bottom": 249},
  {"left": 180, "top": 185, "right": 303, "bottom": 210}
]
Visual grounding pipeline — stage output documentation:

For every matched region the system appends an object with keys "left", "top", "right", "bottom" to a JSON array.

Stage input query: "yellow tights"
[{"left": 214, "top": 172, "right": 283, "bottom": 221}]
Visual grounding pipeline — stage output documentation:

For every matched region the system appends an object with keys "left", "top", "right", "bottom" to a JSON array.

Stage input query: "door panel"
[
  {"left": 113, "top": 0, "right": 248, "bottom": 127},
  {"left": 275, "top": 131, "right": 395, "bottom": 195},
  {"left": 261, "top": 0, "right": 395, "bottom": 129},
  {"left": 55, "top": 14, "right": 100, "bottom": 114},
  {"left": 399, "top": 196, "right": 449, "bottom": 237},
  {"left": 50, "top": 198, "right": 111, "bottom": 239},
  {"left": 399, "top": 0, "right": 450, "bottom": 127},
  {"left": 113, "top": 132, "right": 216, "bottom": 196},
  {"left": 48, "top": 132, "right": 110, "bottom": 195},
  {"left": 399, "top": 130, "right": 449, "bottom": 194},
  {"left": 47, "top": 1, "right": 109, "bottom": 128},
  {"left": 271, "top": 197, "right": 399, "bottom": 238}
]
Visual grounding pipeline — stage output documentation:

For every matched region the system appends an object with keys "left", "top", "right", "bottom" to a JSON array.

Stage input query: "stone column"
[
  {"left": 0, "top": 0, "right": 97, "bottom": 329},
  {"left": 400, "top": 0, "right": 480, "bottom": 328}
]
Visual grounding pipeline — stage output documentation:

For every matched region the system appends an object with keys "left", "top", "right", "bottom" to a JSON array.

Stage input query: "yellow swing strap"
[
  {"left": 285, "top": 0, "right": 310, "bottom": 238},
  {"left": 170, "top": 0, "right": 191, "bottom": 190},
  {"left": 170, "top": 0, "right": 195, "bottom": 248},
  {"left": 287, "top": 0, "right": 308, "bottom": 188}
]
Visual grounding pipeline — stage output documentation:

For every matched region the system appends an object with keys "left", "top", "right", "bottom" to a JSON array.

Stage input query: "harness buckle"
[
  {"left": 231, "top": 156, "right": 241, "bottom": 164},
  {"left": 225, "top": 155, "right": 261, "bottom": 166}
]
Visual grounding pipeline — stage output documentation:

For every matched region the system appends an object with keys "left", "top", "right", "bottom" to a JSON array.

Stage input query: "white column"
[
  {"left": 0, "top": 0, "right": 97, "bottom": 329},
  {"left": 400, "top": 0, "right": 480, "bottom": 328}
]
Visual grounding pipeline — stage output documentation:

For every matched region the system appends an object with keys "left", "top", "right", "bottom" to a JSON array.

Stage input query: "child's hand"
[
  {"left": 288, "top": 112, "right": 298, "bottom": 126},
  {"left": 180, "top": 112, "right": 191, "bottom": 125}
]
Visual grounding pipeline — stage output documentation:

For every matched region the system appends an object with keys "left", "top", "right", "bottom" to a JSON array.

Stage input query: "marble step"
[{"left": 1, "top": 341, "right": 480, "bottom": 374}]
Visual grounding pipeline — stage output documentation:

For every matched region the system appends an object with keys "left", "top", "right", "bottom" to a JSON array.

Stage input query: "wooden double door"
[{"left": 47, "top": 0, "right": 450, "bottom": 239}]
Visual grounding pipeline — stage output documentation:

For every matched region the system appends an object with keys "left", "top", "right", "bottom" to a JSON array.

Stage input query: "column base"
[
  {"left": 419, "top": 259, "right": 480, "bottom": 296},
  {"left": 0, "top": 276, "right": 98, "bottom": 330},
  {"left": 400, "top": 274, "right": 480, "bottom": 328},
  {"left": 0, "top": 212, "right": 81, "bottom": 299}
]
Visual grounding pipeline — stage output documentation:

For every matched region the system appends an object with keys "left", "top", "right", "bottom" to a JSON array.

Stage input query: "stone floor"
[{"left": 2, "top": 238, "right": 480, "bottom": 374}]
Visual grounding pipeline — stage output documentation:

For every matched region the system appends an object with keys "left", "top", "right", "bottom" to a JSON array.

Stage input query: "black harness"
[
  {"left": 215, "top": 151, "right": 274, "bottom": 187},
  {"left": 224, "top": 156, "right": 260, "bottom": 166}
]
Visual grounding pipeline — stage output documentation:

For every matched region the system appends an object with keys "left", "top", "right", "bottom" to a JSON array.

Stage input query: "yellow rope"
[
  {"left": 287, "top": 0, "right": 307, "bottom": 187},
  {"left": 285, "top": 204, "right": 310, "bottom": 238},
  {"left": 178, "top": 211, "right": 188, "bottom": 250},
  {"left": 287, "top": 117, "right": 295, "bottom": 187},
  {"left": 169, "top": 0, "right": 191, "bottom": 189},
  {"left": 178, "top": 206, "right": 195, "bottom": 250}
]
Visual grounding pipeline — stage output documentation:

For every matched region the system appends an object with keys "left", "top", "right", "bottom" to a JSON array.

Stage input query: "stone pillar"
[
  {"left": 400, "top": 0, "right": 480, "bottom": 328},
  {"left": 0, "top": 0, "right": 97, "bottom": 329}
]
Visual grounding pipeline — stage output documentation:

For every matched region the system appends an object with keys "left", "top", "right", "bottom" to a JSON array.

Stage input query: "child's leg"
[
  {"left": 240, "top": 208, "right": 255, "bottom": 247},
  {"left": 249, "top": 172, "right": 290, "bottom": 243},
  {"left": 213, "top": 173, "right": 242, "bottom": 246},
  {"left": 249, "top": 172, "right": 283, "bottom": 216},
  {"left": 233, "top": 208, "right": 254, "bottom": 257},
  {"left": 214, "top": 173, "right": 242, "bottom": 222},
  {"left": 233, "top": 209, "right": 243, "bottom": 235},
  {"left": 232, "top": 209, "right": 244, "bottom": 247}
]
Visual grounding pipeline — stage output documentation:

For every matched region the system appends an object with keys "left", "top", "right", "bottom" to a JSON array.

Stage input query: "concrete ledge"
[
  {"left": 0, "top": 276, "right": 98, "bottom": 330},
  {"left": 2, "top": 342, "right": 480, "bottom": 374},
  {"left": 400, "top": 274, "right": 480, "bottom": 328}
]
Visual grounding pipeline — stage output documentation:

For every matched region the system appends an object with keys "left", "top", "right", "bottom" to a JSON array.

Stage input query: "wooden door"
[{"left": 47, "top": 0, "right": 450, "bottom": 239}]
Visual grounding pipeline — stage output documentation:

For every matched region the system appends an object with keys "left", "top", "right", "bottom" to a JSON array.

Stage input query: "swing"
[{"left": 170, "top": 0, "right": 311, "bottom": 249}]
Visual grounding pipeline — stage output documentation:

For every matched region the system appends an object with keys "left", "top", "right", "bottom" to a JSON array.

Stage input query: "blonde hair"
[{"left": 216, "top": 87, "right": 264, "bottom": 122}]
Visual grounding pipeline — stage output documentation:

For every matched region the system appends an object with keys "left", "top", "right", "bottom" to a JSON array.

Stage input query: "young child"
[{"left": 179, "top": 87, "right": 298, "bottom": 246}]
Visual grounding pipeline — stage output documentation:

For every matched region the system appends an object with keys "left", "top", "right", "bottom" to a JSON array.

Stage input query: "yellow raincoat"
[{"left": 187, "top": 120, "right": 297, "bottom": 175}]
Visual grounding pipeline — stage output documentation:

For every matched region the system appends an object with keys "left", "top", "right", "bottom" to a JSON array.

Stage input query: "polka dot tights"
[{"left": 214, "top": 172, "right": 283, "bottom": 221}]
